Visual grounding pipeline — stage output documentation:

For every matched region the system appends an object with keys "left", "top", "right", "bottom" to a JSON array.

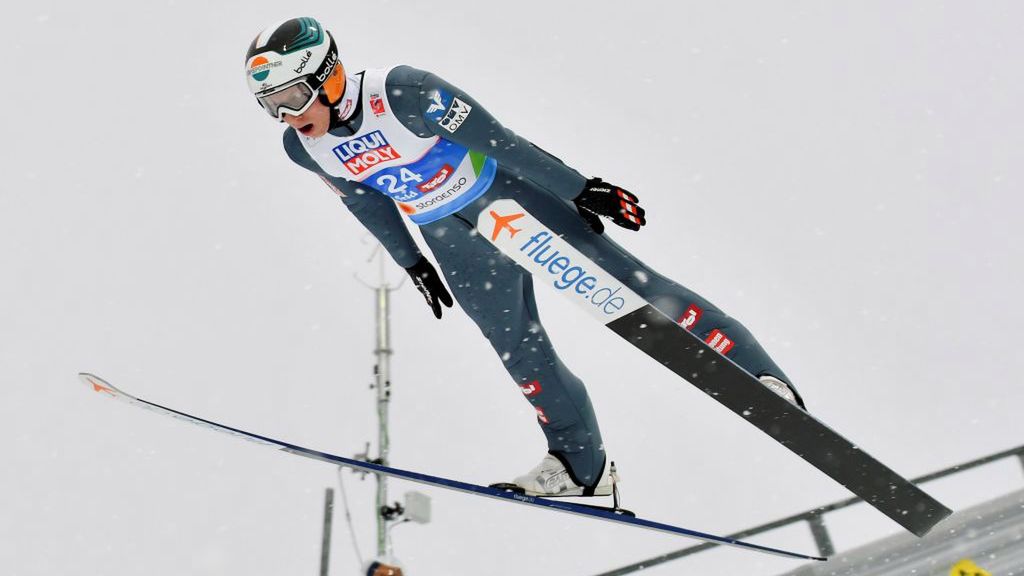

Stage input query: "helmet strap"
[{"left": 317, "top": 89, "right": 334, "bottom": 108}]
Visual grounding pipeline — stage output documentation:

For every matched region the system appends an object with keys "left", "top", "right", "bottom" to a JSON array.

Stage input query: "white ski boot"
[
  {"left": 495, "top": 453, "right": 617, "bottom": 497},
  {"left": 759, "top": 375, "right": 806, "bottom": 409}
]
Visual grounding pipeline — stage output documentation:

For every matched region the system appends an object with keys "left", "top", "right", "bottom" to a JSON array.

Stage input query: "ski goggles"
[{"left": 257, "top": 80, "right": 319, "bottom": 121}]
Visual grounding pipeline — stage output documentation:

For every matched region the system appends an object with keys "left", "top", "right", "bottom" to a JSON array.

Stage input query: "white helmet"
[{"left": 244, "top": 17, "right": 345, "bottom": 120}]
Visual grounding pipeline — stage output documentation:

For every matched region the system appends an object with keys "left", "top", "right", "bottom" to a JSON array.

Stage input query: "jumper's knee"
[{"left": 485, "top": 320, "right": 547, "bottom": 372}]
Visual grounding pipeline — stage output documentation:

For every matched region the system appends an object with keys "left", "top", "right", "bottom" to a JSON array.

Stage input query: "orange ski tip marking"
[{"left": 86, "top": 376, "right": 116, "bottom": 396}]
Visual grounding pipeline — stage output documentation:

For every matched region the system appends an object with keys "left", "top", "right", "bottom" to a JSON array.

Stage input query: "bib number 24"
[{"left": 375, "top": 168, "right": 424, "bottom": 201}]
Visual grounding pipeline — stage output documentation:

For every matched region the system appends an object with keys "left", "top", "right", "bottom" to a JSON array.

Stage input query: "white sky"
[{"left": 2, "top": 1, "right": 1022, "bottom": 575}]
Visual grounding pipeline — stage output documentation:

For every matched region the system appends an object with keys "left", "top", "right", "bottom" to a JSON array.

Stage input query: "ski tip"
[{"left": 78, "top": 373, "right": 124, "bottom": 398}]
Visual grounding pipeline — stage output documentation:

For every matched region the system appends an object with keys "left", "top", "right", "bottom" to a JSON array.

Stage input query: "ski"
[
  {"left": 478, "top": 199, "right": 952, "bottom": 537},
  {"left": 78, "top": 373, "right": 824, "bottom": 562}
]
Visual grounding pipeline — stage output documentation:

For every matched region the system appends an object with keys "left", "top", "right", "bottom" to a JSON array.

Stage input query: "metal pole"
[
  {"left": 319, "top": 488, "right": 334, "bottom": 576},
  {"left": 808, "top": 514, "right": 835, "bottom": 557},
  {"left": 373, "top": 251, "right": 393, "bottom": 558}
]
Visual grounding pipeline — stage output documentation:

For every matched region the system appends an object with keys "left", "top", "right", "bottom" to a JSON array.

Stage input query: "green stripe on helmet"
[{"left": 281, "top": 17, "right": 324, "bottom": 54}]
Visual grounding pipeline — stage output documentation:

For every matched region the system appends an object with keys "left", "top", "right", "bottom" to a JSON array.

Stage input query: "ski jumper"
[{"left": 283, "top": 66, "right": 791, "bottom": 486}]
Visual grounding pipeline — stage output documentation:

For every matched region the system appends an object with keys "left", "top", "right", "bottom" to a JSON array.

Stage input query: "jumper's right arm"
[{"left": 282, "top": 130, "right": 423, "bottom": 268}]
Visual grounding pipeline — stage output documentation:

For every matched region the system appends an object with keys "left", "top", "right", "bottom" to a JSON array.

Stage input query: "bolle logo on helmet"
[
  {"left": 315, "top": 51, "right": 338, "bottom": 83},
  {"left": 332, "top": 130, "right": 402, "bottom": 177},
  {"left": 248, "top": 56, "right": 282, "bottom": 82},
  {"left": 293, "top": 50, "right": 313, "bottom": 74}
]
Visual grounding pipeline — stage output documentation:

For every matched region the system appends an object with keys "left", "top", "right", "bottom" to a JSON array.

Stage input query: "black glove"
[
  {"left": 406, "top": 256, "right": 454, "bottom": 319},
  {"left": 572, "top": 177, "right": 646, "bottom": 234}
]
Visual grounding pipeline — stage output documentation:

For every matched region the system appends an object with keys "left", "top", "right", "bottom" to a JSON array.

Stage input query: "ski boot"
[
  {"left": 759, "top": 374, "right": 807, "bottom": 410},
  {"left": 491, "top": 453, "right": 633, "bottom": 516}
]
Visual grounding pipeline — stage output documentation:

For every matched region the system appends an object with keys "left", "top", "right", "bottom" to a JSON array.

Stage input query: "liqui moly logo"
[{"left": 332, "top": 131, "right": 402, "bottom": 177}]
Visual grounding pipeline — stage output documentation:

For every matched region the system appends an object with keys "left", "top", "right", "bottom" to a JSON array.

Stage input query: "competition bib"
[{"left": 300, "top": 68, "right": 496, "bottom": 225}]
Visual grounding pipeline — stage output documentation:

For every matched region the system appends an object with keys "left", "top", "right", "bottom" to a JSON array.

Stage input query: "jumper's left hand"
[
  {"left": 572, "top": 178, "right": 646, "bottom": 234},
  {"left": 405, "top": 256, "right": 454, "bottom": 319}
]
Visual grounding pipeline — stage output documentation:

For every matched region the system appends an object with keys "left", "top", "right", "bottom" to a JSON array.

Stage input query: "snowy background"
[{"left": 3, "top": 1, "right": 1023, "bottom": 574}]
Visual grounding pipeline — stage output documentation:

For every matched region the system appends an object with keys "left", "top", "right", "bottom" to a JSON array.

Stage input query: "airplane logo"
[{"left": 489, "top": 210, "right": 524, "bottom": 241}]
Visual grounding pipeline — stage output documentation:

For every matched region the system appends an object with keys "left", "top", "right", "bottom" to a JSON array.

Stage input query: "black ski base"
[{"left": 607, "top": 305, "right": 953, "bottom": 536}]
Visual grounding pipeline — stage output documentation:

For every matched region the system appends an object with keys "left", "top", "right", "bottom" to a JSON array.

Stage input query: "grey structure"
[{"left": 779, "top": 489, "right": 1024, "bottom": 576}]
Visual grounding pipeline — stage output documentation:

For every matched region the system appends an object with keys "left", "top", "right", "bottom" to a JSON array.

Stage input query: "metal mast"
[
  {"left": 371, "top": 249, "right": 393, "bottom": 557},
  {"left": 347, "top": 243, "right": 431, "bottom": 568},
  {"left": 318, "top": 488, "right": 334, "bottom": 576}
]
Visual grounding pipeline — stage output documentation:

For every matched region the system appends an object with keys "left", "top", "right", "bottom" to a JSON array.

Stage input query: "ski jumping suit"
[{"left": 283, "top": 66, "right": 790, "bottom": 487}]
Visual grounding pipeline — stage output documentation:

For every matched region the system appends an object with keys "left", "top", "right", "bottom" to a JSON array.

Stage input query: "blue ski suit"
[{"left": 282, "top": 65, "right": 790, "bottom": 487}]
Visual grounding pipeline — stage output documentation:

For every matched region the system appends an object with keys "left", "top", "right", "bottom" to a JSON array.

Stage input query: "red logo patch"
[
  {"left": 519, "top": 380, "right": 542, "bottom": 397},
  {"left": 417, "top": 164, "right": 454, "bottom": 193},
  {"left": 535, "top": 407, "right": 550, "bottom": 424},
  {"left": 370, "top": 94, "right": 386, "bottom": 116},
  {"left": 678, "top": 304, "right": 703, "bottom": 330},
  {"left": 705, "top": 329, "right": 734, "bottom": 354}
]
